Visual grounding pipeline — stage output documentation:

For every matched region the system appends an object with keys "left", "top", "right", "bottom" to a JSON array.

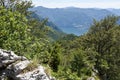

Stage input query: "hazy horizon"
[
  {"left": 34, "top": 6, "right": 120, "bottom": 10},
  {"left": 32, "top": 0, "right": 120, "bottom": 9}
]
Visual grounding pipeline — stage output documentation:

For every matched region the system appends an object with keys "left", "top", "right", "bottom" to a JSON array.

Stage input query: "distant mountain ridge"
[
  {"left": 30, "top": 13, "right": 62, "bottom": 33},
  {"left": 30, "top": 6, "right": 120, "bottom": 35},
  {"left": 30, "top": 13, "right": 65, "bottom": 40}
]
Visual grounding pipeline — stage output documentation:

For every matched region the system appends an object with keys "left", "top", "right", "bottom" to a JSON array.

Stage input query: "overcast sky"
[{"left": 32, "top": 0, "right": 120, "bottom": 9}]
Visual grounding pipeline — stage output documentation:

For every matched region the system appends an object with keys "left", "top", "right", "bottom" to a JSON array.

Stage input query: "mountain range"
[{"left": 30, "top": 6, "right": 120, "bottom": 35}]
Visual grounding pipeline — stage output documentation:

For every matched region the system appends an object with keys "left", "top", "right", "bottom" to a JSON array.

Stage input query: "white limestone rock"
[
  {"left": 87, "top": 77, "right": 95, "bottom": 80},
  {"left": 0, "top": 49, "right": 54, "bottom": 80},
  {"left": 16, "top": 66, "right": 50, "bottom": 80},
  {"left": 7, "top": 60, "right": 30, "bottom": 74}
]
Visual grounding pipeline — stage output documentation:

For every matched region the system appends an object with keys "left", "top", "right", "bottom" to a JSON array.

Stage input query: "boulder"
[
  {"left": 0, "top": 49, "right": 54, "bottom": 80},
  {"left": 16, "top": 66, "right": 50, "bottom": 80}
]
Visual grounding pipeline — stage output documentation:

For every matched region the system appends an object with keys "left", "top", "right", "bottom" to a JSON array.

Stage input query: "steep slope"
[
  {"left": 30, "top": 13, "right": 62, "bottom": 33},
  {"left": 30, "top": 13, "right": 65, "bottom": 40},
  {"left": 30, "top": 6, "right": 114, "bottom": 35}
]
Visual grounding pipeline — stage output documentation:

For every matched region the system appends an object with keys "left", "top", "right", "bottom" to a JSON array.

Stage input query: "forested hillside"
[
  {"left": 30, "top": 6, "right": 116, "bottom": 35},
  {"left": 0, "top": 0, "right": 120, "bottom": 80},
  {"left": 30, "top": 13, "right": 65, "bottom": 40}
]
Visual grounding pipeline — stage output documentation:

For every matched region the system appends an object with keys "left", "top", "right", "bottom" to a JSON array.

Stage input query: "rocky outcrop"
[
  {"left": 0, "top": 49, "right": 54, "bottom": 80},
  {"left": 87, "top": 77, "right": 95, "bottom": 80}
]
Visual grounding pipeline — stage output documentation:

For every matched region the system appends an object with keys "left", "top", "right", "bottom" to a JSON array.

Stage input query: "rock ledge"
[{"left": 0, "top": 49, "right": 54, "bottom": 80}]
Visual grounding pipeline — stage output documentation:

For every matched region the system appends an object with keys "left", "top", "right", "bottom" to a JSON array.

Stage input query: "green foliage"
[
  {"left": 1, "top": 1, "right": 120, "bottom": 79},
  {"left": 81, "top": 15, "right": 120, "bottom": 80},
  {"left": 28, "top": 18, "right": 50, "bottom": 38},
  {"left": 52, "top": 15, "right": 120, "bottom": 80},
  {"left": 48, "top": 43, "right": 61, "bottom": 72},
  {"left": 52, "top": 68, "right": 81, "bottom": 80},
  {"left": 0, "top": 7, "right": 29, "bottom": 54},
  {"left": 70, "top": 49, "right": 96, "bottom": 78},
  {"left": 60, "top": 34, "right": 78, "bottom": 41},
  {"left": 0, "top": 2, "right": 51, "bottom": 58}
]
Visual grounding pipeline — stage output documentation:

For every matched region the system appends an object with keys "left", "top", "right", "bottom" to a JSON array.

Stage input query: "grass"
[{"left": 20, "top": 56, "right": 39, "bottom": 74}]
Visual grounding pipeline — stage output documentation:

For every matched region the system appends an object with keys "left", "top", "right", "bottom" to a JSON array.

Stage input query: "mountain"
[
  {"left": 30, "top": 6, "right": 118, "bottom": 35},
  {"left": 30, "top": 13, "right": 65, "bottom": 40},
  {"left": 107, "top": 8, "right": 120, "bottom": 16},
  {"left": 30, "top": 13, "right": 62, "bottom": 33}
]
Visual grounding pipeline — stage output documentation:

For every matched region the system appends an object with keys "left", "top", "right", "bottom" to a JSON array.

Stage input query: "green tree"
[
  {"left": 0, "top": 7, "right": 29, "bottom": 55},
  {"left": 81, "top": 15, "right": 120, "bottom": 80},
  {"left": 49, "top": 43, "right": 61, "bottom": 72},
  {"left": 70, "top": 49, "right": 95, "bottom": 78}
]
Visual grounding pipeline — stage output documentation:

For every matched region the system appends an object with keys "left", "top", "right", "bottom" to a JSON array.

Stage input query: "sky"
[{"left": 32, "top": 0, "right": 120, "bottom": 9}]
